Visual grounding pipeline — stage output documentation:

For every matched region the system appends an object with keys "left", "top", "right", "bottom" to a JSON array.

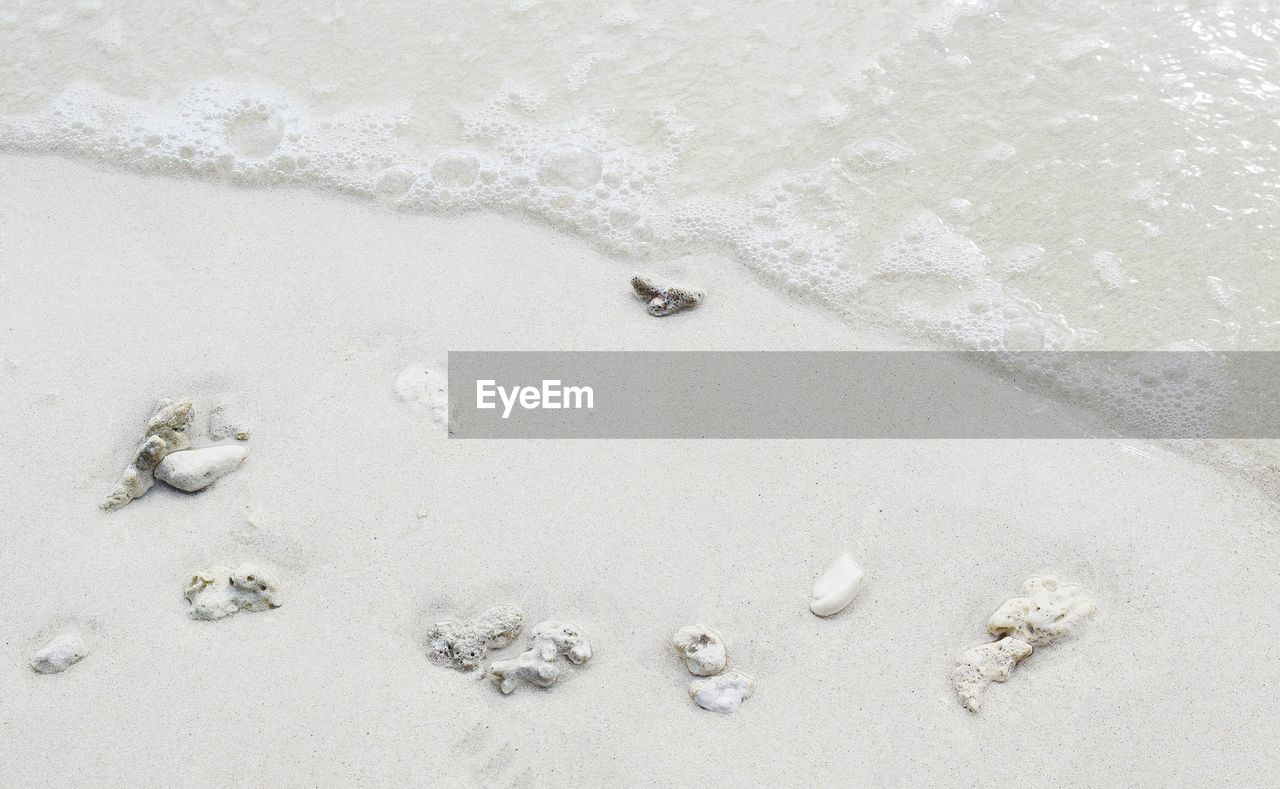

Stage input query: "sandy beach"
[
  {"left": 5, "top": 1, "right": 1280, "bottom": 784},
  {"left": 2, "top": 156, "right": 1278, "bottom": 786}
]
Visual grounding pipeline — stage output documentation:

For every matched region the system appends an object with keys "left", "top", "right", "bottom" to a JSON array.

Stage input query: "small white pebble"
[
  {"left": 690, "top": 670, "right": 754, "bottom": 713},
  {"left": 155, "top": 445, "right": 248, "bottom": 493}
]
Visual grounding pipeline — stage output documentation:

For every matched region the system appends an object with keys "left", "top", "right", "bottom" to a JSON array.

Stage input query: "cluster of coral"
[
  {"left": 100, "top": 397, "right": 249, "bottom": 511},
  {"left": 26, "top": 396, "right": 271, "bottom": 676},
  {"left": 425, "top": 605, "right": 594, "bottom": 694},
  {"left": 32, "top": 396, "right": 1096, "bottom": 722}
]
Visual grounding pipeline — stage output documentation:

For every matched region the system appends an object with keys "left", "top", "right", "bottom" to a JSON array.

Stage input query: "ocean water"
[
  {"left": 2, "top": 1, "right": 1278, "bottom": 470},
  {"left": 4, "top": 0, "right": 1276, "bottom": 351}
]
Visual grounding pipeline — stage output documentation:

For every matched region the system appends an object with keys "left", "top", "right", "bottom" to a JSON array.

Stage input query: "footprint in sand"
[
  {"left": 455, "top": 718, "right": 536, "bottom": 786},
  {"left": 394, "top": 364, "right": 448, "bottom": 424},
  {"left": 30, "top": 632, "right": 89, "bottom": 674}
]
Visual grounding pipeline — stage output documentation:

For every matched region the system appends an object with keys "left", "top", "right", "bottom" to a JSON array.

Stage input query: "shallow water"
[{"left": 4, "top": 0, "right": 1276, "bottom": 352}]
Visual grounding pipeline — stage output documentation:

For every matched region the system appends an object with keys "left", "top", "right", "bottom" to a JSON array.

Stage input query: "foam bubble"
[
  {"left": 430, "top": 151, "right": 480, "bottom": 187},
  {"left": 1205, "top": 275, "right": 1235, "bottom": 310},
  {"left": 877, "top": 212, "right": 986, "bottom": 281},
  {"left": 92, "top": 17, "right": 123, "bottom": 52},
  {"left": 603, "top": 6, "right": 639, "bottom": 27},
  {"left": 377, "top": 166, "right": 417, "bottom": 197},
  {"left": 1060, "top": 36, "right": 1109, "bottom": 62},
  {"left": 1090, "top": 251, "right": 1126, "bottom": 289},
  {"left": 1000, "top": 244, "right": 1045, "bottom": 274},
  {"left": 842, "top": 138, "right": 910, "bottom": 171},
  {"left": 538, "top": 144, "right": 603, "bottom": 190},
  {"left": 224, "top": 109, "right": 285, "bottom": 158},
  {"left": 916, "top": 0, "right": 999, "bottom": 38}
]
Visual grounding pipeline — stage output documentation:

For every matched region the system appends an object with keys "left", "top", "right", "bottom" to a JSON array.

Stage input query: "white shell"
[
  {"left": 689, "top": 670, "right": 754, "bottom": 713},
  {"left": 155, "top": 445, "right": 247, "bottom": 492},
  {"left": 808, "top": 553, "right": 864, "bottom": 617},
  {"left": 30, "top": 633, "right": 88, "bottom": 674}
]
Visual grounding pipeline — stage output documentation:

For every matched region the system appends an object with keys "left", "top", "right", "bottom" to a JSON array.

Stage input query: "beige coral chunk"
[
  {"left": 426, "top": 605, "right": 524, "bottom": 671},
  {"left": 489, "top": 649, "right": 563, "bottom": 694},
  {"left": 950, "top": 636, "right": 1033, "bottom": 713},
  {"left": 100, "top": 435, "right": 166, "bottom": 511},
  {"left": 185, "top": 562, "right": 281, "bottom": 620},
  {"left": 145, "top": 398, "right": 194, "bottom": 450},
  {"left": 987, "top": 576, "right": 1095, "bottom": 646}
]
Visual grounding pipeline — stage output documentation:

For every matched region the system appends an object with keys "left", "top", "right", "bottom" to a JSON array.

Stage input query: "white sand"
[{"left": 2, "top": 156, "right": 1278, "bottom": 786}]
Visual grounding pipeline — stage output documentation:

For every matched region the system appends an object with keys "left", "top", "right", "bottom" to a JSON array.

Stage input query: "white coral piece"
[
  {"left": 425, "top": 605, "right": 524, "bottom": 671},
  {"left": 690, "top": 670, "right": 754, "bottom": 713},
  {"left": 672, "top": 624, "right": 727, "bottom": 676},
  {"left": 987, "top": 576, "right": 1096, "bottom": 646},
  {"left": 100, "top": 435, "right": 166, "bottom": 511},
  {"left": 528, "top": 621, "right": 593, "bottom": 665},
  {"left": 949, "top": 636, "right": 1033, "bottom": 713},
  {"left": 489, "top": 649, "right": 563, "bottom": 694},
  {"left": 489, "top": 620, "right": 592, "bottom": 694},
  {"left": 185, "top": 563, "right": 281, "bottom": 620}
]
